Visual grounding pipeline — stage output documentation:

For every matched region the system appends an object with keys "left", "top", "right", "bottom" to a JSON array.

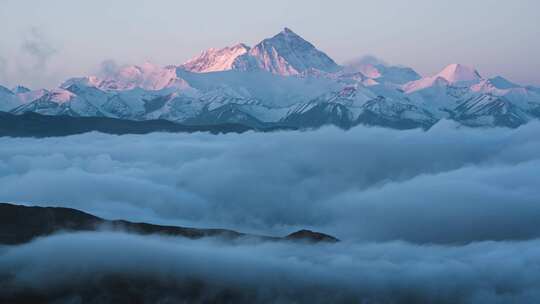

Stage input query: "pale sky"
[{"left": 0, "top": 0, "right": 539, "bottom": 88}]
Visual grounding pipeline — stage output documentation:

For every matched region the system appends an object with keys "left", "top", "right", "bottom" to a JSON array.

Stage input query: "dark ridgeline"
[
  {"left": 285, "top": 229, "right": 339, "bottom": 243},
  {"left": 0, "top": 203, "right": 342, "bottom": 304},
  {"left": 0, "top": 203, "right": 338, "bottom": 245},
  {"left": 0, "top": 111, "right": 295, "bottom": 138}
]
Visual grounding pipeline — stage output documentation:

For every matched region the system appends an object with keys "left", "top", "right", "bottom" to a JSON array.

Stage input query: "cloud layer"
[
  {"left": 2, "top": 121, "right": 540, "bottom": 302},
  {"left": 1, "top": 121, "right": 540, "bottom": 243},
  {"left": 1, "top": 232, "right": 540, "bottom": 303}
]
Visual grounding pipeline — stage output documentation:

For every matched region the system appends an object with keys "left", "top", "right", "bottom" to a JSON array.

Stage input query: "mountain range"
[{"left": 1, "top": 28, "right": 539, "bottom": 129}]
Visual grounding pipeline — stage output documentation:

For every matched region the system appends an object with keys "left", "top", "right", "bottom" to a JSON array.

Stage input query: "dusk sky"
[{"left": 1, "top": 0, "right": 539, "bottom": 88}]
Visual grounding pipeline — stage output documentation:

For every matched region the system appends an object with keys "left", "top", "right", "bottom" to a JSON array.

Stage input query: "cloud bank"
[
  {"left": 1, "top": 121, "right": 540, "bottom": 243},
  {"left": 1, "top": 121, "right": 540, "bottom": 302},
  {"left": 1, "top": 232, "right": 540, "bottom": 303}
]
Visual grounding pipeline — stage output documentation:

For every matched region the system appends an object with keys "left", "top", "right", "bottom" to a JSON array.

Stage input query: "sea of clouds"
[
  {"left": 1, "top": 120, "right": 540, "bottom": 302},
  {"left": 2, "top": 232, "right": 540, "bottom": 303}
]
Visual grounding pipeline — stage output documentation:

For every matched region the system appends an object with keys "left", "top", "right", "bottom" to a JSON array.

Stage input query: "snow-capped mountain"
[
  {"left": 245, "top": 27, "right": 341, "bottom": 75},
  {"left": 1, "top": 28, "right": 539, "bottom": 130},
  {"left": 404, "top": 64, "right": 481, "bottom": 93},
  {"left": 181, "top": 28, "right": 340, "bottom": 76},
  {"left": 69, "top": 62, "right": 190, "bottom": 92},
  {"left": 401, "top": 64, "right": 540, "bottom": 126},
  {"left": 11, "top": 88, "right": 104, "bottom": 117}
]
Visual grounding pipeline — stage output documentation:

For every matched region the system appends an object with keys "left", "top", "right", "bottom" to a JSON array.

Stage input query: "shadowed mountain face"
[
  {"left": 0, "top": 203, "right": 102, "bottom": 245},
  {"left": 0, "top": 203, "right": 338, "bottom": 245}
]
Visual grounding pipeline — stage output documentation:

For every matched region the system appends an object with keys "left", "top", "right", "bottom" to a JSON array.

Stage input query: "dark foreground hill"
[
  {"left": 0, "top": 204, "right": 339, "bottom": 303},
  {"left": 0, "top": 203, "right": 338, "bottom": 245}
]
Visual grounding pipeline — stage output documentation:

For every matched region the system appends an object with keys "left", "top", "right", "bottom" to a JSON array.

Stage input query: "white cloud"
[
  {"left": 0, "top": 121, "right": 539, "bottom": 242},
  {"left": 2, "top": 121, "right": 540, "bottom": 302},
  {"left": 1, "top": 232, "right": 540, "bottom": 303}
]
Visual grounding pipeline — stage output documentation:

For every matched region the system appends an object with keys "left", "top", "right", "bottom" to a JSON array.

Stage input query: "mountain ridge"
[
  {"left": 1, "top": 28, "right": 539, "bottom": 129},
  {"left": 0, "top": 203, "right": 339, "bottom": 245}
]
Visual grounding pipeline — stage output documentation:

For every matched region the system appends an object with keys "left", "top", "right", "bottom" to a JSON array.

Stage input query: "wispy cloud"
[
  {"left": 20, "top": 27, "right": 57, "bottom": 72},
  {"left": 0, "top": 27, "right": 60, "bottom": 88},
  {"left": 97, "top": 59, "right": 122, "bottom": 79}
]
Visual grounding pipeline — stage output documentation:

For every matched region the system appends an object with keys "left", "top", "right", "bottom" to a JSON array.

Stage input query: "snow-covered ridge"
[
  {"left": 403, "top": 64, "right": 482, "bottom": 94},
  {"left": 1, "top": 28, "right": 539, "bottom": 129}
]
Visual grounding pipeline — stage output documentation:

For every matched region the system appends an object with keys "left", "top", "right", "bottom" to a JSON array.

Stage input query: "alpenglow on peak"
[
  {"left": 181, "top": 28, "right": 341, "bottom": 76},
  {"left": 436, "top": 63, "right": 482, "bottom": 84}
]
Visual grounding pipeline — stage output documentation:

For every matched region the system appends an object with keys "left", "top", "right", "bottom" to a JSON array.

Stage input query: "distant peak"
[
  {"left": 275, "top": 27, "right": 302, "bottom": 39},
  {"left": 436, "top": 63, "right": 481, "bottom": 83},
  {"left": 183, "top": 27, "right": 339, "bottom": 76},
  {"left": 265, "top": 27, "right": 313, "bottom": 46},
  {"left": 12, "top": 85, "right": 31, "bottom": 94},
  {"left": 488, "top": 76, "right": 520, "bottom": 89},
  {"left": 444, "top": 63, "right": 478, "bottom": 74},
  {"left": 282, "top": 27, "right": 294, "bottom": 34}
]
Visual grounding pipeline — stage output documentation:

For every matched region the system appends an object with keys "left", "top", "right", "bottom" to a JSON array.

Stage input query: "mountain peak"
[
  {"left": 269, "top": 27, "right": 307, "bottom": 44},
  {"left": 436, "top": 63, "right": 481, "bottom": 83},
  {"left": 488, "top": 76, "right": 519, "bottom": 89},
  {"left": 182, "top": 43, "right": 251, "bottom": 73},
  {"left": 182, "top": 28, "right": 340, "bottom": 76},
  {"left": 279, "top": 27, "right": 300, "bottom": 37},
  {"left": 248, "top": 28, "right": 341, "bottom": 75},
  {"left": 12, "top": 85, "right": 31, "bottom": 94}
]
